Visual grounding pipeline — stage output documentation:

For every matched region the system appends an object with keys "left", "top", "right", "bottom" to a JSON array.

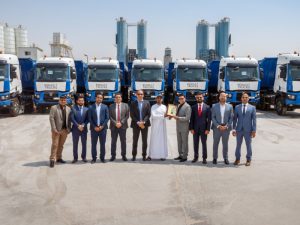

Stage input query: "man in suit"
[
  {"left": 130, "top": 90, "right": 151, "bottom": 161},
  {"left": 232, "top": 92, "right": 257, "bottom": 166},
  {"left": 171, "top": 94, "right": 191, "bottom": 162},
  {"left": 70, "top": 95, "right": 89, "bottom": 163},
  {"left": 109, "top": 93, "right": 129, "bottom": 162},
  {"left": 49, "top": 95, "right": 71, "bottom": 168},
  {"left": 189, "top": 92, "right": 211, "bottom": 164},
  {"left": 211, "top": 91, "right": 233, "bottom": 165},
  {"left": 88, "top": 93, "right": 109, "bottom": 163}
]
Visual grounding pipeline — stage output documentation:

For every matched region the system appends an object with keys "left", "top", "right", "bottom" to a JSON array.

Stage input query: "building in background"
[
  {"left": 196, "top": 17, "right": 231, "bottom": 62},
  {"left": 17, "top": 44, "right": 43, "bottom": 60},
  {"left": 164, "top": 47, "right": 172, "bottom": 67},
  {"left": 116, "top": 17, "right": 147, "bottom": 64},
  {"left": 50, "top": 32, "right": 73, "bottom": 58}
]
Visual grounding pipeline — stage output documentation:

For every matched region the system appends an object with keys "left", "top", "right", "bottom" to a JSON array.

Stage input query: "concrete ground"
[{"left": 0, "top": 109, "right": 300, "bottom": 225}]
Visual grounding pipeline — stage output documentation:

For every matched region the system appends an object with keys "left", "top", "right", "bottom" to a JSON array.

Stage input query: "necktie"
[
  {"left": 117, "top": 104, "right": 121, "bottom": 122},
  {"left": 243, "top": 104, "right": 246, "bottom": 115},
  {"left": 198, "top": 104, "right": 202, "bottom": 117}
]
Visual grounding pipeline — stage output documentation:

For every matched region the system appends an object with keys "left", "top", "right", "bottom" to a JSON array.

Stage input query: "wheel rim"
[
  {"left": 11, "top": 100, "right": 20, "bottom": 114},
  {"left": 276, "top": 100, "right": 282, "bottom": 113}
]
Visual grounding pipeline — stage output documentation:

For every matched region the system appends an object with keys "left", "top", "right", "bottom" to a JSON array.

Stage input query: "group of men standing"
[{"left": 48, "top": 90, "right": 256, "bottom": 168}]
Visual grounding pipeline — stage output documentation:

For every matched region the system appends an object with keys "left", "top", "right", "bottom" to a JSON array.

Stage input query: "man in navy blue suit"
[
  {"left": 232, "top": 92, "right": 257, "bottom": 166},
  {"left": 189, "top": 92, "right": 211, "bottom": 164},
  {"left": 70, "top": 95, "right": 89, "bottom": 163},
  {"left": 88, "top": 94, "right": 109, "bottom": 163}
]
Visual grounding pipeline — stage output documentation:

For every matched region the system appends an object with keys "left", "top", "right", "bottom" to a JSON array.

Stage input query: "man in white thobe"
[{"left": 148, "top": 95, "right": 168, "bottom": 160}]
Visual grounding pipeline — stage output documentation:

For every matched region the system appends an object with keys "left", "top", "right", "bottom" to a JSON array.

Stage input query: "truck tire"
[
  {"left": 275, "top": 98, "right": 287, "bottom": 115},
  {"left": 9, "top": 98, "right": 20, "bottom": 117}
]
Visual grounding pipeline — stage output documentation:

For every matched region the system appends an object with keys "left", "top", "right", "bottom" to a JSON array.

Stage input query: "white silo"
[
  {"left": 4, "top": 23, "right": 16, "bottom": 54},
  {"left": 0, "top": 24, "right": 4, "bottom": 53},
  {"left": 15, "top": 25, "right": 28, "bottom": 54}
]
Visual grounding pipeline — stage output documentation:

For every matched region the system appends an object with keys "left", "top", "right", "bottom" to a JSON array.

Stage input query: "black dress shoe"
[
  {"left": 213, "top": 159, "right": 217, "bottom": 164},
  {"left": 50, "top": 160, "right": 55, "bottom": 168},
  {"left": 174, "top": 156, "right": 182, "bottom": 160},
  {"left": 147, "top": 157, "right": 152, "bottom": 161},
  {"left": 72, "top": 159, "right": 78, "bottom": 164},
  {"left": 160, "top": 158, "right": 166, "bottom": 161},
  {"left": 82, "top": 159, "right": 88, "bottom": 163},
  {"left": 109, "top": 157, "right": 115, "bottom": 162},
  {"left": 100, "top": 159, "right": 106, "bottom": 163},
  {"left": 179, "top": 158, "right": 187, "bottom": 162},
  {"left": 132, "top": 156, "right": 136, "bottom": 161},
  {"left": 202, "top": 159, "right": 207, "bottom": 164},
  {"left": 142, "top": 156, "right": 147, "bottom": 161},
  {"left": 122, "top": 156, "right": 128, "bottom": 161},
  {"left": 224, "top": 159, "right": 229, "bottom": 165},
  {"left": 191, "top": 158, "right": 198, "bottom": 163},
  {"left": 91, "top": 159, "right": 96, "bottom": 164},
  {"left": 57, "top": 159, "right": 66, "bottom": 163}
]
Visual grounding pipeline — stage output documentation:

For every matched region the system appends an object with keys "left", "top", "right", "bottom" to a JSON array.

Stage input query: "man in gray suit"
[
  {"left": 171, "top": 94, "right": 192, "bottom": 162},
  {"left": 211, "top": 92, "right": 233, "bottom": 165},
  {"left": 232, "top": 92, "right": 257, "bottom": 166},
  {"left": 109, "top": 93, "right": 129, "bottom": 161},
  {"left": 49, "top": 95, "right": 71, "bottom": 168}
]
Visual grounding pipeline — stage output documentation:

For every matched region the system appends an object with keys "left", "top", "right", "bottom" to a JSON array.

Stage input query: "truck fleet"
[{"left": 0, "top": 52, "right": 299, "bottom": 116}]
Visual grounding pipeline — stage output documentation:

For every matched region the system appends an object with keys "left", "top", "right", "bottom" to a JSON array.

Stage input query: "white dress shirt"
[
  {"left": 96, "top": 103, "right": 101, "bottom": 126},
  {"left": 220, "top": 103, "right": 226, "bottom": 124}
]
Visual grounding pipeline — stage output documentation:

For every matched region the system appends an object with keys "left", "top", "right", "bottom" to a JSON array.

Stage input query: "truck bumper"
[
  {"left": 226, "top": 91, "right": 260, "bottom": 104},
  {"left": 0, "top": 100, "right": 11, "bottom": 107}
]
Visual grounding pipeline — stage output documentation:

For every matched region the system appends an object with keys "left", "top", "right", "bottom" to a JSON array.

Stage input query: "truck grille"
[{"left": 44, "top": 92, "right": 59, "bottom": 101}]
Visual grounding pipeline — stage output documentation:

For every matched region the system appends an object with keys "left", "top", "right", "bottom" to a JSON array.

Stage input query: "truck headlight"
[
  {"left": 287, "top": 94, "right": 296, "bottom": 100},
  {"left": 86, "top": 93, "right": 91, "bottom": 97},
  {"left": 35, "top": 94, "right": 40, "bottom": 99},
  {"left": 1, "top": 95, "right": 9, "bottom": 100},
  {"left": 227, "top": 93, "right": 232, "bottom": 98},
  {"left": 176, "top": 92, "right": 181, "bottom": 96}
]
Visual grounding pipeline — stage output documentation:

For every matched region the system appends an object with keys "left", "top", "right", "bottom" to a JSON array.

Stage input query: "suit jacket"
[
  {"left": 70, "top": 105, "right": 89, "bottom": 132},
  {"left": 88, "top": 103, "right": 109, "bottom": 130},
  {"left": 233, "top": 103, "right": 257, "bottom": 132},
  {"left": 109, "top": 102, "right": 129, "bottom": 129},
  {"left": 130, "top": 100, "right": 151, "bottom": 128},
  {"left": 49, "top": 104, "right": 71, "bottom": 132},
  {"left": 211, "top": 103, "right": 233, "bottom": 131},
  {"left": 176, "top": 102, "right": 192, "bottom": 132},
  {"left": 189, "top": 103, "right": 211, "bottom": 132}
]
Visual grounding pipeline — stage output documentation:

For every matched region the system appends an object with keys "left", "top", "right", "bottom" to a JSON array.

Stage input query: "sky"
[{"left": 1, "top": 0, "right": 300, "bottom": 61}]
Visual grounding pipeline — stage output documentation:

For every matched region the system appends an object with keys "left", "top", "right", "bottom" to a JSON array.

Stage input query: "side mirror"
[
  {"left": 71, "top": 71, "right": 76, "bottom": 80},
  {"left": 220, "top": 71, "right": 225, "bottom": 80},
  {"left": 259, "top": 68, "right": 264, "bottom": 80},
  {"left": 279, "top": 66, "right": 286, "bottom": 80},
  {"left": 11, "top": 71, "right": 17, "bottom": 79}
]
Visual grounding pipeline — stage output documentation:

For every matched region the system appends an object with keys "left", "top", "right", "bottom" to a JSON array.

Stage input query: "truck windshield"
[
  {"left": 226, "top": 66, "right": 258, "bottom": 81},
  {"left": 289, "top": 65, "right": 300, "bottom": 81},
  {"left": 0, "top": 65, "right": 7, "bottom": 81},
  {"left": 88, "top": 68, "right": 116, "bottom": 81},
  {"left": 36, "top": 67, "right": 68, "bottom": 82},
  {"left": 133, "top": 68, "right": 163, "bottom": 81},
  {"left": 177, "top": 68, "right": 206, "bottom": 81}
]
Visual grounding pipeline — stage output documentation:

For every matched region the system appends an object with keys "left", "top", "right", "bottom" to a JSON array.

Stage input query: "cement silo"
[
  {"left": 216, "top": 17, "right": 230, "bottom": 57},
  {"left": 3, "top": 23, "right": 16, "bottom": 54},
  {"left": 116, "top": 17, "right": 128, "bottom": 63},
  {"left": 137, "top": 19, "right": 147, "bottom": 59},
  {"left": 15, "top": 25, "right": 29, "bottom": 50},
  {"left": 0, "top": 24, "right": 4, "bottom": 52},
  {"left": 196, "top": 20, "right": 209, "bottom": 59}
]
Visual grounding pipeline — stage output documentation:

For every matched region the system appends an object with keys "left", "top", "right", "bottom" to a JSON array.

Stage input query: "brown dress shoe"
[
  {"left": 234, "top": 160, "right": 240, "bottom": 165},
  {"left": 245, "top": 160, "right": 251, "bottom": 166}
]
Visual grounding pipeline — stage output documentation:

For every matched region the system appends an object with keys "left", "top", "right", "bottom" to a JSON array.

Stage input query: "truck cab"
[
  {"left": 130, "top": 59, "right": 165, "bottom": 103},
  {"left": 273, "top": 53, "right": 300, "bottom": 114},
  {"left": 218, "top": 56, "right": 260, "bottom": 105},
  {"left": 34, "top": 56, "right": 76, "bottom": 110},
  {"left": 85, "top": 58, "right": 121, "bottom": 104},
  {"left": 0, "top": 54, "right": 23, "bottom": 116},
  {"left": 172, "top": 59, "right": 208, "bottom": 104}
]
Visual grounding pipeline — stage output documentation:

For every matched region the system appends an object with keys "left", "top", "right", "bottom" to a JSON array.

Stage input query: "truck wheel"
[
  {"left": 275, "top": 98, "right": 287, "bottom": 115},
  {"left": 9, "top": 98, "right": 20, "bottom": 117}
]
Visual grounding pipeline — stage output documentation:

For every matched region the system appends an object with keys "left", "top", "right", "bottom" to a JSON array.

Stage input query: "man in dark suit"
[
  {"left": 88, "top": 93, "right": 109, "bottom": 163},
  {"left": 130, "top": 90, "right": 151, "bottom": 161},
  {"left": 189, "top": 92, "right": 211, "bottom": 164},
  {"left": 232, "top": 92, "right": 257, "bottom": 166},
  {"left": 70, "top": 95, "right": 89, "bottom": 163},
  {"left": 109, "top": 93, "right": 129, "bottom": 162}
]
